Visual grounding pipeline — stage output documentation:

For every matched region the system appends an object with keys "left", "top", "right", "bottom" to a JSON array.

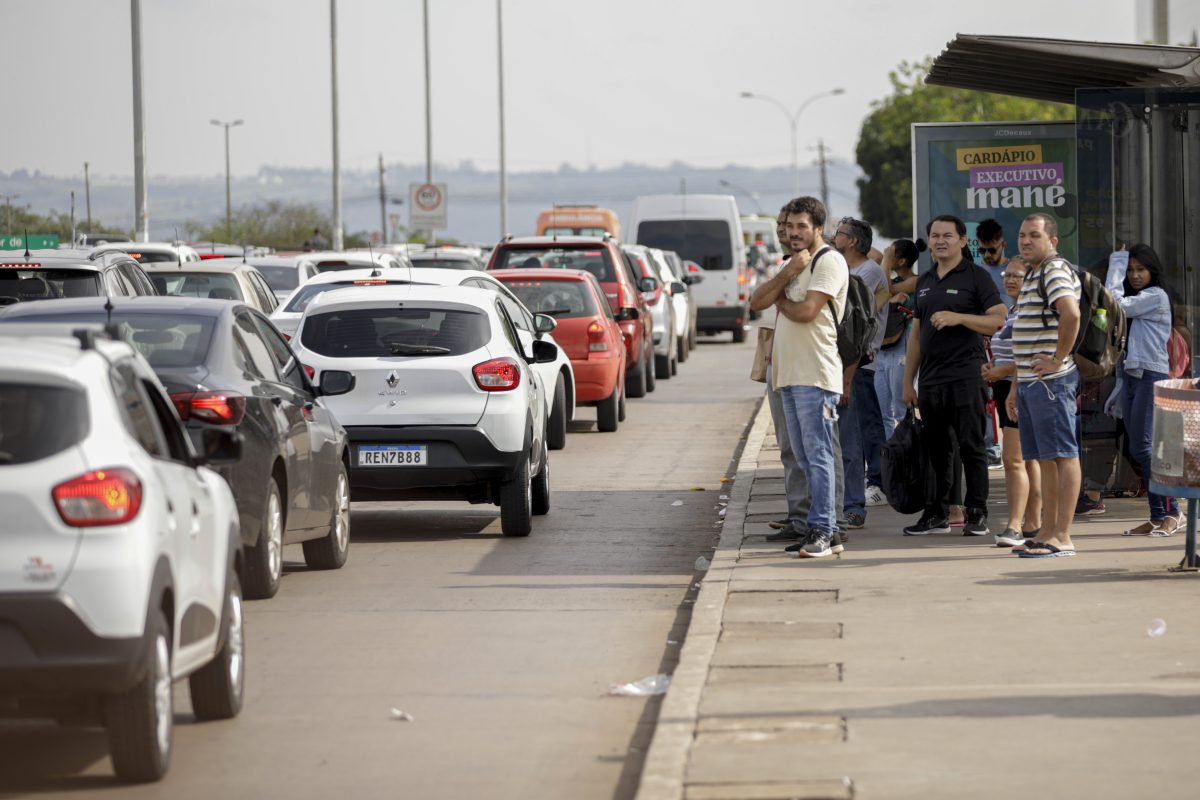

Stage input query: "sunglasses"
[{"left": 979, "top": 245, "right": 1003, "bottom": 255}]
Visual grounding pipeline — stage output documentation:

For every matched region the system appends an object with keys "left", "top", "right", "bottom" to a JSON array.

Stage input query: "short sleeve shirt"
[
  {"left": 771, "top": 248, "right": 849, "bottom": 395},
  {"left": 982, "top": 262, "right": 1015, "bottom": 310},
  {"left": 914, "top": 258, "right": 1003, "bottom": 387},
  {"left": 1012, "top": 257, "right": 1081, "bottom": 383}
]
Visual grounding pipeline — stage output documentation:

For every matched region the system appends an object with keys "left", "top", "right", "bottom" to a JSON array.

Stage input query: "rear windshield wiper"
[
  {"left": 387, "top": 342, "right": 451, "bottom": 355},
  {"left": 540, "top": 308, "right": 573, "bottom": 317}
]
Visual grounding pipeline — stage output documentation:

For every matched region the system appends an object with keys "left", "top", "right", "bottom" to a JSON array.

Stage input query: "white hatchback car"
[
  {"left": 0, "top": 327, "right": 245, "bottom": 782},
  {"left": 290, "top": 285, "right": 555, "bottom": 537}
]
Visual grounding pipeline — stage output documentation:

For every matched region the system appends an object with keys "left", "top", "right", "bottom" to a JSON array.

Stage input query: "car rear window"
[
  {"left": 636, "top": 220, "right": 733, "bottom": 270},
  {"left": 492, "top": 247, "right": 617, "bottom": 282},
  {"left": 151, "top": 271, "right": 243, "bottom": 301},
  {"left": 409, "top": 254, "right": 479, "bottom": 269},
  {"left": 301, "top": 307, "right": 490, "bottom": 358},
  {"left": 314, "top": 260, "right": 372, "bottom": 274},
  {"left": 283, "top": 280, "right": 420, "bottom": 313},
  {"left": 0, "top": 383, "right": 89, "bottom": 464},
  {"left": 499, "top": 279, "right": 597, "bottom": 319},
  {"left": 125, "top": 251, "right": 180, "bottom": 263},
  {"left": 4, "top": 311, "right": 215, "bottom": 369},
  {"left": 0, "top": 269, "right": 102, "bottom": 301},
  {"left": 257, "top": 265, "right": 302, "bottom": 292}
]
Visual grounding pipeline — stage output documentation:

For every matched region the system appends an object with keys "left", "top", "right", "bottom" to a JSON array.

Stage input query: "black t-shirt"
[{"left": 914, "top": 258, "right": 1003, "bottom": 386}]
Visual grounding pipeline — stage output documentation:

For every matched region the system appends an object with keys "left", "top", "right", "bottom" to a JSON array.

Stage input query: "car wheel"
[
  {"left": 244, "top": 478, "right": 283, "bottom": 600},
  {"left": 618, "top": 383, "right": 627, "bottom": 422},
  {"left": 189, "top": 571, "right": 245, "bottom": 721},
  {"left": 499, "top": 456, "right": 532, "bottom": 537},
  {"left": 547, "top": 379, "right": 567, "bottom": 451},
  {"left": 731, "top": 325, "right": 747, "bottom": 344},
  {"left": 645, "top": 344, "right": 657, "bottom": 392},
  {"left": 597, "top": 384, "right": 619, "bottom": 432},
  {"left": 302, "top": 461, "right": 350, "bottom": 570},
  {"left": 106, "top": 609, "right": 172, "bottom": 782},
  {"left": 677, "top": 332, "right": 689, "bottom": 363},
  {"left": 531, "top": 443, "right": 550, "bottom": 516},
  {"left": 688, "top": 321, "right": 697, "bottom": 351},
  {"left": 626, "top": 352, "right": 647, "bottom": 399},
  {"left": 670, "top": 348, "right": 678, "bottom": 375},
  {"left": 654, "top": 352, "right": 671, "bottom": 379}
]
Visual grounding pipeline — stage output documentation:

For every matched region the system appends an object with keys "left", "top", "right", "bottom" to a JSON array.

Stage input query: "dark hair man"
[
  {"left": 901, "top": 214, "right": 1007, "bottom": 537},
  {"left": 976, "top": 218, "right": 1013, "bottom": 310}
]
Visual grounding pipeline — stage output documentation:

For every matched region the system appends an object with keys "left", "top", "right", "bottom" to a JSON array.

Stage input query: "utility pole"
[
  {"left": 1153, "top": 0, "right": 1169, "bottom": 44},
  {"left": 377, "top": 153, "right": 387, "bottom": 245},
  {"left": 330, "top": 0, "right": 343, "bottom": 250},
  {"left": 70, "top": 191, "right": 76, "bottom": 246},
  {"left": 211, "top": 119, "right": 243, "bottom": 243},
  {"left": 497, "top": 0, "right": 508, "bottom": 238},
  {"left": 815, "top": 139, "right": 829, "bottom": 213},
  {"left": 422, "top": 0, "right": 434, "bottom": 243},
  {"left": 83, "top": 162, "right": 92, "bottom": 232},
  {"left": 130, "top": 0, "right": 148, "bottom": 241}
]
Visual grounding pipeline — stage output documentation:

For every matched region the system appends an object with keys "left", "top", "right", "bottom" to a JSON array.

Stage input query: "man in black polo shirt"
[{"left": 901, "top": 214, "right": 1007, "bottom": 536}]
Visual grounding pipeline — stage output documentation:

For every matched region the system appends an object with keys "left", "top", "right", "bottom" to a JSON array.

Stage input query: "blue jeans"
[
  {"left": 840, "top": 368, "right": 885, "bottom": 516},
  {"left": 1122, "top": 369, "right": 1178, "bottom": 519},
  {"left": 780, "top": 385, "right": 840, "bottom": 536},
  {"left": 874, "top": 344, "right": 907, "bottom": 439}
]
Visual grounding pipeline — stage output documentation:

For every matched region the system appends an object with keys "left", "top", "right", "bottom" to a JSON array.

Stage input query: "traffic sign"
[
  {"left": 409, "top": 182, "right": 448, "bottom": 231},
  {"left": 0, "top": 234, "right": 59, "bottom": 250}
]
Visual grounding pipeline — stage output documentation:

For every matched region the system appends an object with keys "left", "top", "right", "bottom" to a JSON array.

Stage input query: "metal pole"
[
  {"left": 1153, "top": 0, "right": 1169, "bottom": 44},
  {"left": 497, "top": 0, "right": 508, "bottom": 238},
  {"left": 378, "top": 153, "right": 387, "bottom": 245},
  {"left": 422, "top": 0, "right": 433, "bottom": 243},
  {"left": 224, "top": 124, "right": 232, "bottom": 241},
  {"left": 70, "top": 191, "right": 76, "bottom": 246},
  {"left": 330, "top": 0, "right": 343, "bottom": 250},
  {"left": 817, "top": 139, "right": 829, "bottom": 213},
  {"left": 84, "top": 162, "right": 92, "bottom": 232},
  {"left": 131, "top": 0, "right": 148, "bottom": 241},
  {"left": 790, "top": 118, "right": 799, "bottom": 197}
]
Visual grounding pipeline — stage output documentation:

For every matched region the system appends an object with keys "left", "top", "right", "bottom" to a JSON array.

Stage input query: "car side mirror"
[
  {"left": 616, "top": 307, "right": 640, "bottom": 321},
  {"left": 638, "top": 277, "right": 657, "bottom": 293},
  {"left": 192, "top": 425, "right": 243, "bottom": 467},
  {"left": 319, "top": 369, "right": 356, "bottom": 396},
  {"left": 530, "top": 338, "right": 558, "bottom": 364},
  {"left": 684, "top": 272, "right": 704, "bottom": 285},
  {"left": 671, "top": 281, "right": 687, "bottom": 295},
  {"left": 534, "top": 313, "right": 557, "bottom": 335}
]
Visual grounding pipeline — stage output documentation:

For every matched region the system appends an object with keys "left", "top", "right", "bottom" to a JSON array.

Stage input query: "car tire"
[
  {"left": 645, "top": 344, "right": 657, "bottom": 392},
  {"left": 532, "top": 443, "right": 550, "bottom": 516},
  {"left": 654, "top": 352, "right": 671, "bottom": 379},
  {"left": 670, "top": 349, "right": 678, "bottom": 375},
  {"left": 626, "top": 352, "right": 647, "bottom": 399},
  {"left": 688, "top": 321, "right": 697, "bottom": 351},
  {"left": 244, "top": 477, "right": 283, "bottom": 600},
  {"left": 302, "top": 461, "right": 350, "bottom": 570},
  {"left": 106, "top": 609, "right": 172, "bottom": 783},
  {"left": 597, "top": 384, "right": 619, "bottom": 432},
  {"left": 618, "top": 383, "right": 627, "bottom": 422},
  {"left": 189, "top": 571, "right": 245, "bottom": 721},
  {"left": 547, "top": 379, "right": 567, "bottom": 451},
  {"left": 731, "top": 325, "right": 747, "bottom": 344},
  {"left": 500, "top": 456, "right": 532, "bottom": 537},
  {"left": 677, "top": 332, "right": 689, "bottom": 363}
]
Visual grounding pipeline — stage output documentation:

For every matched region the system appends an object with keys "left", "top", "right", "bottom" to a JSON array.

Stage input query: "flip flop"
[
  {"left": 1018, "top": 542, "right": 1077, "bottom": 558},
  {"left": 1011, "top": 538, "right": 1038, "bottom": 553}
]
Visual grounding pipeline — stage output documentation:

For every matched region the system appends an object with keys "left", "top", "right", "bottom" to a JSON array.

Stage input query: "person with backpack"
[
  {"left": 875, "top": 239, "right": 922, "bottom": 437},
  {"left": 1103, "top": 244, "right": 1183, "bottom": 536},
  {"left": 758, "top": 196, "right": 850, "bottom": 559},
  {"left": 901, "top": 214, "right": 1006, "bottom": 538}
]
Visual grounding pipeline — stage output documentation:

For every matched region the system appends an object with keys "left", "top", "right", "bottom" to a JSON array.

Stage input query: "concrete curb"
[{"left": 635, "top": 392, "right": 773, "bottom": 800}]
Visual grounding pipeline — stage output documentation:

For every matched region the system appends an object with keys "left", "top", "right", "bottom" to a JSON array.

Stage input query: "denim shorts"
[{"left": 1016, "top": 371, "right": 1079, "bottom": 461}]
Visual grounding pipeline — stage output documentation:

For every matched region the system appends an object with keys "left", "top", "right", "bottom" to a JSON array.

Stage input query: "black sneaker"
[
  {"left": 963, "top": 508, "right": 989, "bottom": 536},
  {"left": 786, "top": 531, "right": 843, "bottom": 554},
  {"left": 846, "top": 512, "right": 865, "bottom": 529},
  {"left": 765, "top": 526, "right": 804, "bottom": 542},
  {"left": 903, "top": 515, "right": 950, "bottom": 536},
  {"left": 797, "top": 531, "right": 833, "bottom": 558},
  {"left": 767, "top": 518, "right": 790, "bottom": 529}
]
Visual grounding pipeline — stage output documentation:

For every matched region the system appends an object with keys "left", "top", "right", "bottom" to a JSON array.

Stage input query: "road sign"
[
  {"left": 0, "top": 234, "right": 59, "bottom": 250},
  {"left": 409, "top": 182, "right": 448, "bottom": 231}
]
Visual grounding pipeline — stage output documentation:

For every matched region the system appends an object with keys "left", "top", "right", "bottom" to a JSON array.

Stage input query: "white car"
[
  {"left": 643, "top": 247, "right": 691, "bottom": 369},
  {"left": 303, "top": 249, "right": 412, "bottom": 275},
  {"left": 274, "top": 267, "right": 576, "bottom": 450},
  {"left": 622, "top": 244, "right": 678, "bottom": 379},
  {"left": 0, "top": 327, "right": 245, "bottom": 782},
  {"left": 290, "top": 285, "right": 554, "bottom": 537},
  {"left": 91, "top": 241, "right": 202, "bottom": 265},
  {"left": 247, "top": 255, "right": 320, "bottom": 302}
]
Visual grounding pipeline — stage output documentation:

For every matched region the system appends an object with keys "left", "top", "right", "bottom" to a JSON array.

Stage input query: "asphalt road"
[{"left": 0, "top": 332, "right": 762, "bottom": 800}]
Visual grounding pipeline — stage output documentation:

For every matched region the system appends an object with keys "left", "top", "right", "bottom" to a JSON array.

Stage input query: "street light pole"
[
  {"left": 329, "top": 0, "right": 343, "bottom": 250},
  {"left": 739, "top": 88, "right": 845, "bottom": 198},
  {"left": 497, "top": 0, "right": 508, "bottom": 238},
  {"left": 422, "top": 0, "right": 434, "bottom": 243},
  {"left": 130, "top": 0, "right": 148, "bottom": 241},
  {"left": 83, "top": 162, "right": 92, "bottom": 232},
  {"left": 718, "top": 179, "right": 762, "bottom": 214},
  {"left": 210, "top": 119, "right": 243, "bottom": 243}
]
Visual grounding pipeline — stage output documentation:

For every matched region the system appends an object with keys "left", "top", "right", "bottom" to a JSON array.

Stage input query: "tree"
[
  {"left": 2, "top": 203, "right": 126, "bottom": 242},
  {"left": 187, "top": 200, "right": 371, "bottom": 250},
  {"left": 856, "top": 59, "right": 1074, "bottom": 238}
]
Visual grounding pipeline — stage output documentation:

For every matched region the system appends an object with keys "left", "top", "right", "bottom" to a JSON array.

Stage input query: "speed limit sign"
[{"left": 409, "top": 182, "right": 448, "bottom": 230}]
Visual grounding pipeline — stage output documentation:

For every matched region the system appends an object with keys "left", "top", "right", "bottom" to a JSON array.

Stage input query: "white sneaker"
[{"left": 864, "top": 484, "right": 887, "bottom": 507}]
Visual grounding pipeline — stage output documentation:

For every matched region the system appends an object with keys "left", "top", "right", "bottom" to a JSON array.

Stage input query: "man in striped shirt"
[{"left": 1005, "top": 213, "right": 1082, "bottom": 558}]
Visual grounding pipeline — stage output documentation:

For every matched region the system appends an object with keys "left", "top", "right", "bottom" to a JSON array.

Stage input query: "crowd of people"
[{"left": 752, "top": 195, "right": 1189, "bottom": 559}]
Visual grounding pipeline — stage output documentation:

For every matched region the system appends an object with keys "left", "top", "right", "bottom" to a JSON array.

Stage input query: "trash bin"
[{"left": 1150, "top": 378, "right": 1200, "bottom": 569}]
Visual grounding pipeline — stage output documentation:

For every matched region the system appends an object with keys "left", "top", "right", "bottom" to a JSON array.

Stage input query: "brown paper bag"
[{"left": 749, "top": 326, "right": 774, "bottom": 383}]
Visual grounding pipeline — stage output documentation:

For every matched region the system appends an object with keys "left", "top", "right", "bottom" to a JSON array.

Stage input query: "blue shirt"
[
  {"left": 1107, "top": 251, "right": 1171, "bottom": 377},
  {"left": 981, "top": 262, "right": 1014, "bottom": 310}
]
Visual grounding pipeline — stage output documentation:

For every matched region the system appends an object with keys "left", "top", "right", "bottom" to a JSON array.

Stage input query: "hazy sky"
[{"left": 2, "top": 0, "right": 1196, "bottom": 180}]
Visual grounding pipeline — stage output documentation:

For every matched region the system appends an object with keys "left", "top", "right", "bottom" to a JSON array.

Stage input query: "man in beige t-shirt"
[{"left": 750, "top": 196, "right": 849, "bottom": 558}]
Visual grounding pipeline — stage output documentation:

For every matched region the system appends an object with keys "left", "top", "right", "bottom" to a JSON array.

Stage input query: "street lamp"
[
  {"left": 739, "top": 88, "right": 845, "bottom": 197},
  {"left": 718, "top": 179, "right": 762, "bottom": 214},
  {"left": 210, "top": 119, "right": 243, "bottom": 243}
]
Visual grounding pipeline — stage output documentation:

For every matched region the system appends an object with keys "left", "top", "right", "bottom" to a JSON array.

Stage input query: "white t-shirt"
[{"left": 771, "top": 248, "right": 849, "bottom": 395}]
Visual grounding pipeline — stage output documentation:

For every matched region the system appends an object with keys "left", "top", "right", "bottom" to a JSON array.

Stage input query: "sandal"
[
  {"left": 1149, "top": 519, "right": 1176, "bottom": 538},
  {"left": 1017, "top": 541, "right": 1077, "bottom": 558},
  {"left": 1122, "top": 521, "right": 1155, "bottom": 537}
]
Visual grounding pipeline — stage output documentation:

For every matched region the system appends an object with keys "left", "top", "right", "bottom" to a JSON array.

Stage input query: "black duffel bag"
[{"left": 881, "top": 410, "right": 929, "bottom": 515}]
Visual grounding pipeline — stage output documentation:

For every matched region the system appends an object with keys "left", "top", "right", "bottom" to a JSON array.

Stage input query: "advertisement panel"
[{"left": 912, "top": 121, "right": 1076, "bottom": 265}]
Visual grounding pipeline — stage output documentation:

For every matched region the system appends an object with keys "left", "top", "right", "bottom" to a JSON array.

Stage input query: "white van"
[
  {"left": 628, "top": 194, "right": 748, "bottom": 342},
  {"left": 741, "top": 215, "right": 784, "bottom": 267}
]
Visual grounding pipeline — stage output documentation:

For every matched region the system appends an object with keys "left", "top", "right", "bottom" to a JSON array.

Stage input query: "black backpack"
[
  {"left": 1036, "top": 257, "right": 1126, "bottom": 380},
  {"left": 881, "top": 411, "right": 929, "bottom": 515},
  {"left": 812, "top": 247, "right": 878, "bottom": 366}
]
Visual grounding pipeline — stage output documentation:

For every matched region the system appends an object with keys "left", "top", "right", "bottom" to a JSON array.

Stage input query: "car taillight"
[
  {"left": 170, "top": 391, "right": 247, "bottom": 425},
  {"left": 587, "top": 320, "right": 609, "bottom": 352},
  {"left": 283, "top": 333, "right": 292, "bottom": 342},
  {"left": 52, "top": 468, "right": 143, "bottom": 527},
  {"left": 473, "top": 357, "right": 522, "bottom": 391},
  {"left": 303, "top": 364, "right": 315, "bottom": 379}
]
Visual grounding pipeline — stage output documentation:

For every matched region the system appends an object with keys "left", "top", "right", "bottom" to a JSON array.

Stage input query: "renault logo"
[{"left": 386, "top": 371, "right": 399, "bottom": 388}]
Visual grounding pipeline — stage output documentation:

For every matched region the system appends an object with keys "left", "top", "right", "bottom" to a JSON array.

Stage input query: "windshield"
[
  {"left": 541, "top": 226, "right": 608, "bottom": 236},
  {"left": 150, "top": 271, "right": 243, "bottom": 301},
  {"left": 492, "top": 247, "right": 617, "bottom": 282},
  {"left": 257, "top": 265, "right": 302, "bottom": 292},
  {"left": 498, "top": 279, "right": 597, "bottom": 319},
  {"left": 409, "top": 254, "right": 480, "bottom": 270},
  {"left": 125, "top": 251, "right": 181, "bottom": 264},
  {"left": 636, "top": 220, "right": 733, "bottom": 270},
  {"left": 283, "top": 280, "right": 420, "bottom": 313},
  {"left": 314, "top": 260, "right": 374, "bottom": 274},
  {"left": 0, "top": 383, "right": 89, "bottom": 464},
  {"left": 301, "top": 307, "right": 490, "bottom": 358},
  {"left": 5, "top": 311, "right": 216, "bottom": 369},
  {"left": 0, "top": 269, "right": 103, "bottom": 302}
]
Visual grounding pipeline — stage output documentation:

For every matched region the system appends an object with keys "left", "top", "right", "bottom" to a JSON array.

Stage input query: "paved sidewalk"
[{"left": 638, "top": 396, "right": 1200, "bottom": 800}]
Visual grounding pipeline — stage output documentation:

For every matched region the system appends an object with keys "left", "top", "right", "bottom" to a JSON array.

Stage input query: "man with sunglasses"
[{"left": 977, "top": 219, "right": 1013, "bottom": 311}]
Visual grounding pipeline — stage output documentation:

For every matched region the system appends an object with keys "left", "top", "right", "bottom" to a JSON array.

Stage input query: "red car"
[
  {"left": 487, "top": 236, "right": 656, "bottom": 398},
  {"left": 492, "top": 269, "right": 626, "bottom": 431}
]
